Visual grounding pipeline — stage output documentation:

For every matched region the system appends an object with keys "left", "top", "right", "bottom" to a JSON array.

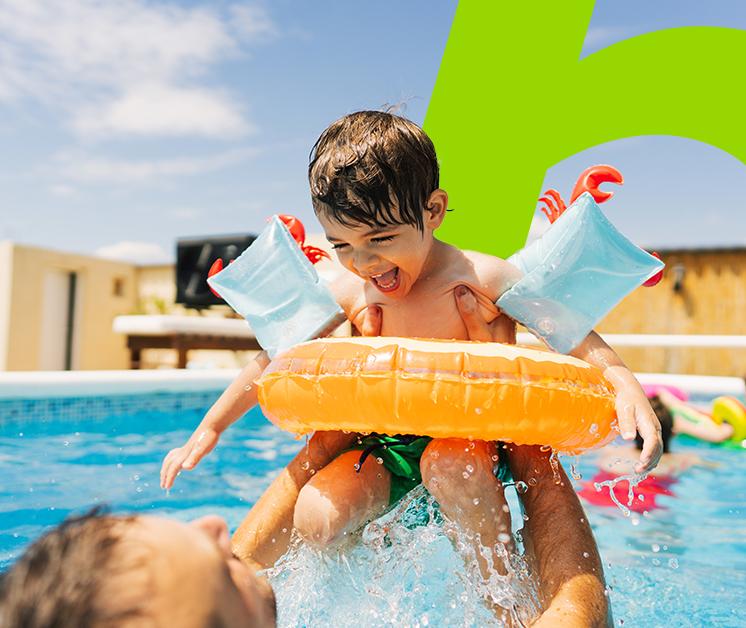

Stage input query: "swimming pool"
[{"left": 0, "top": 383, "right": 743, "bottom": 626}]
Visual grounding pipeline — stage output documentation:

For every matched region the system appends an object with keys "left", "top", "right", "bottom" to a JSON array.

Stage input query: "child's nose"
[{"left": 353, "top": 250, "right": 379, "bottom": 274}]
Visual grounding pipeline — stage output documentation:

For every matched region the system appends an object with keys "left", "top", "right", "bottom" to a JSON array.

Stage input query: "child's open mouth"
[{"left": 370, "top": 268, "right": 400, "bottom": 293}]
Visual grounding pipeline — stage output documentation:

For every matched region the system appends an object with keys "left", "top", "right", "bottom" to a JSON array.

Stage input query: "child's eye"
[
  {"left": 371, "top": 235, "right": 395, "bottom": 244},
  {"left": 331, "top": 243, "right": 348, "bottom": 250}
]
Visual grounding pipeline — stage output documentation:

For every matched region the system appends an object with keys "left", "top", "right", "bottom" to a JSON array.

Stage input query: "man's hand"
[{"left": 454, "top": 285, "right": 517, "bottom": 343}]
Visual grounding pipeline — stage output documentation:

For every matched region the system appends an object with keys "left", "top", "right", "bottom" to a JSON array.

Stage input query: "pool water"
[{"left": 0, "top": 392, "right": 744, "bottom": 626}]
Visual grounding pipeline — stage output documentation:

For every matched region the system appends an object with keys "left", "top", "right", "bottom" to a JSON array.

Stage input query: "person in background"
[{"left": 656, "top": 388, "right": 735, "bottom": 443}]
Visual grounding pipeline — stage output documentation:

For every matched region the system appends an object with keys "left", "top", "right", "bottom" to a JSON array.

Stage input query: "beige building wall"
[
  {"left": 3, "top": 243, "right": 137, "bottom": 371},
  {"left": 597, "top": 248, "right": 746, "bottom": 377},
  {"left": 0, "top": 242, "right": 14, "bottom": 370}
]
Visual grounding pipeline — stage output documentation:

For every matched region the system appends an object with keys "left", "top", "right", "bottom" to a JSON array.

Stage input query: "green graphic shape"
[{"left": 425, "top": 1, "right": 746, "bottom": 256}]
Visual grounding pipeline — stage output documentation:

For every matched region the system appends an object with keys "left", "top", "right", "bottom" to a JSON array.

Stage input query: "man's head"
[
  {"left": 636, "top": 395, "right": 673, "bottom": 454},
  {"left": 0, "top": 510, "right": 276, "bottom": 628},
  {"left": 309, "top": 110, "right": 446, "bottom": 298}
]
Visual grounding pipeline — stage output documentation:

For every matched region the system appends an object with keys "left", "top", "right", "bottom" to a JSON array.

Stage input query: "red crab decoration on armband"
[
  {"left": 206, "top": 214, "right": 331, "bottom": 298},
  {"left": 538, "top": 164, "right": 663, "bottom": 288}
]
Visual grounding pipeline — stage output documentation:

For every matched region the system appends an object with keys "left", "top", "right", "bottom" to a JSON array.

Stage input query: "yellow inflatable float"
[
  {"left": 712, "top": 396, "right": 746, "bottom": 443},
  {"left": 257, "top": 337, "right": 617, "bottom": 452}
]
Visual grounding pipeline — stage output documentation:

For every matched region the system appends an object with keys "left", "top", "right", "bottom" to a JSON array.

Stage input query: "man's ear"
[{"left": 424, "top": 189, "right": 448, "bottom": 229}]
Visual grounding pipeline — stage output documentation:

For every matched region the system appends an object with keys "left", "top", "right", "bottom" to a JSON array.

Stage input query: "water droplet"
[
  {"left": 651, "top": 543, "right": 660, "bottom": 553},
  {"left": 282, "top": 528, "right": 287, "bottom": 533},
  {"left": 652, "top": 558, "right": 661, "bottom": 566},
  {"left": 133, "top": 474, "right": 140, "bottom": 481},
  {"left": 528, "top": 478, "right": 537, "bottom": 486},
  {"left": 135, "top": 486, "right": 143, "bottom": 493},
  {"left": 589, "top": 423, "right": 599, "bottom": 434},
  {"left": 63, "top": 440, "right": 70, "bottom": 447},
  {"left": 502, "top": 504, "right": 510, "bottom": 513},
  {"left": 18, "top": 432, "right": 23, "bottom": 437},
  {"left": 491, "top": 454, "right": 499, "bottom": 462},
  {"left": 472, "top": 497, "right": 480, "bottom": 506},
  {"left": 638, "top": 494, "right": 645, "bottom": 502},
  {"left": 271, "top": 538, "right": 276, "bottom": 544},
  {"left": 475, "top": 407, "right": 482, "bottom": 415},
  {"left": 244, "top": 385, "right": 252, "bottom": 391},
  {"left": 309, "top": 469, "right": 316, "bottom": 475},
  {"left": 376, "top": 457, "right": 384, "bottom": 465},
  {"left": 583, "top": 551, "right": 590, "bottom": 558},
  {"left": 498, "top": 532, "right": 511, "bottom": 543},
  {"left": 462, "top": 471, "right": 470, "bottom": 479},
  {"left": 301, "top": 461, "right": 310, "bottom": 470},
  {"left": 354, "top": 463, "right": 361, "bottom": 471},
  {"left": 465, "top": 464, "right": 474, "bottom": 473},
  {"left": 515, "top": 481, "right": 528, "bottom": 494},
  {"left": 668, "top": 558, "right": 679, "bottom": 569},
  {"left": 523, "top": 514, "right": 529, "bottom": 521}
]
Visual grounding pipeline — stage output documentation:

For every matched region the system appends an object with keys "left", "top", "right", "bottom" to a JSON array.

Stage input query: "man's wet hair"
[
  {"left": 0, "top": 508, "right": 143, "bottom": 628},
  {"left": 636, "top": 395, "right": 674, "bottom": 453},
  {"left": 308, "top": 110, "right": 439, "bottom": 231}
]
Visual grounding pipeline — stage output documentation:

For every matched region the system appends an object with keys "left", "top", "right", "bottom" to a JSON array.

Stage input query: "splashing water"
[
  {"left": 548, "top": 451, "right": 562, "bottom": 485},
  {"left": 593, "top": 472, "right": 648, "bottom": 517},
  {"left": 569, "top": 455, "right": 582, "bottom": 481},
  {"left": 265, "top": 487, "right": 541, "bottom": 627}
]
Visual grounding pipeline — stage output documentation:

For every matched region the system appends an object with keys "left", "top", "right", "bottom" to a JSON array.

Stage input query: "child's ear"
[{"left": 424, "top": 189, "right": 448, "bottom": 228}]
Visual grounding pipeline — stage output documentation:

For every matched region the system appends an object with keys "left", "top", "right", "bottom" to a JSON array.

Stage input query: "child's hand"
[
  {"left": 606, "top": 367, "right": 663, "bottom": 474},
  {"left": 160, "top": 427, "right": 220, "bottom": 489}
]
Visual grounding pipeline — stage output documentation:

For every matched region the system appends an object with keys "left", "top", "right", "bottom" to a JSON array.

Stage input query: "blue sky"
[{"left": 0, "top": 0, "right": 744, "bottom": 264}]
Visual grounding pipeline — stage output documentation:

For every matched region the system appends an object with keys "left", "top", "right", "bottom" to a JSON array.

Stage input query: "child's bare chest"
[{"left": 353, "top": 279, "right": 499, "bottom": 340}]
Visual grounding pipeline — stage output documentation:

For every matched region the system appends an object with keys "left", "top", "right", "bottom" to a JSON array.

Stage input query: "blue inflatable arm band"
[
  {"left": 207, "top": 216, "right": 346, "bottom": 357},
  {"left": 497, "top": 193, "right": 664, "bottom": 354}
]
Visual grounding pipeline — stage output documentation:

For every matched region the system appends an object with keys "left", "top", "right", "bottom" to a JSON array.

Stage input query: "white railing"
[{"left": 517, "top": 333, "right": 746, "bottom": 348}]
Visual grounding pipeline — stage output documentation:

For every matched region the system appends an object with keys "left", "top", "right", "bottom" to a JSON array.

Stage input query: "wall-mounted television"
[{"left": 175, "top": 234, "right": 256, "bottom": 308}]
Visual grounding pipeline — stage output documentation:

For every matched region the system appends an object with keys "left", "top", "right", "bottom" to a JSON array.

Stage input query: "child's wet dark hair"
[
  {"left": 636, "top": 395, "right": 673, "bottom": 453},
  {"left": 308, "top": 110, "right": 439, "bottom": 231}
]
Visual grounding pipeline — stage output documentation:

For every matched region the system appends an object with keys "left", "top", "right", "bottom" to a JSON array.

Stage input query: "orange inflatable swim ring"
[{"left": 257, "top": 337, "right": 617, "bottom": 452}]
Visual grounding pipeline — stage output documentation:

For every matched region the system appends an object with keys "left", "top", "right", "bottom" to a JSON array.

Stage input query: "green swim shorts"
[
  {"left": 347, "top": 434, "right": 515, "bottom": 505},
  {"left": 347, "top": 434, "right": 432, "bottom": 505}
]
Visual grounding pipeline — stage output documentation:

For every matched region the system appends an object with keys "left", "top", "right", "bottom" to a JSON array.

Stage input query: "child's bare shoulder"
[
  {"left": 324, "top": 265, "right": 367, "bottom": 317},
  {"left": 460, "top": 249, "right": 522, "bottom": 298}
]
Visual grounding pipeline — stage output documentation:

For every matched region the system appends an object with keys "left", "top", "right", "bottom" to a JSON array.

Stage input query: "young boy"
[{"left": 161, "top": 111, "right": 661, "bottom": 596}]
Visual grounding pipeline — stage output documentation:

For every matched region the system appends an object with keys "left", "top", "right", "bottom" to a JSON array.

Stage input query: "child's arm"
[
  {"left": 160, "top": 351, "right": 271, "bottom": 489},
  {"left": 569, "top": 332, "right": 662, "bottom": 474}
]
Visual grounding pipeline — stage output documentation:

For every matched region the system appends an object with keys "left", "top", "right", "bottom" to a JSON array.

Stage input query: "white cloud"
[
  {"left": 95, "top": 240, "right": 171, "bottom": 265},
  {"left": 0, "top": 0, "right": 274, "bottom": 138},
  {"left": 58, "top": 147, "right": 259, "bottom": 183},
  {"left": 50, "top": 184, "right": 76, "bottom": 198},
  {"left": 73, "top": 83, "right": 252, "bottom": 138}
]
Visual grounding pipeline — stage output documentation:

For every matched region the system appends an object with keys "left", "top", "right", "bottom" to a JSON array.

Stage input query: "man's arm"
[
  {"left": 508, "top": 445, "right": 611, "bottom": 627},
  {"left": 232, "top": 430, "right": 357, "bottom": 569},
  {"left": 453, "top": 286, "right": 611, "bottom": 626}
]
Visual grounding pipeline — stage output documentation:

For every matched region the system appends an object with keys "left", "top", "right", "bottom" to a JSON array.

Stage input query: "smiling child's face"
[{"left": 317, "top": 191, "right": 446, "bottom": 299}]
